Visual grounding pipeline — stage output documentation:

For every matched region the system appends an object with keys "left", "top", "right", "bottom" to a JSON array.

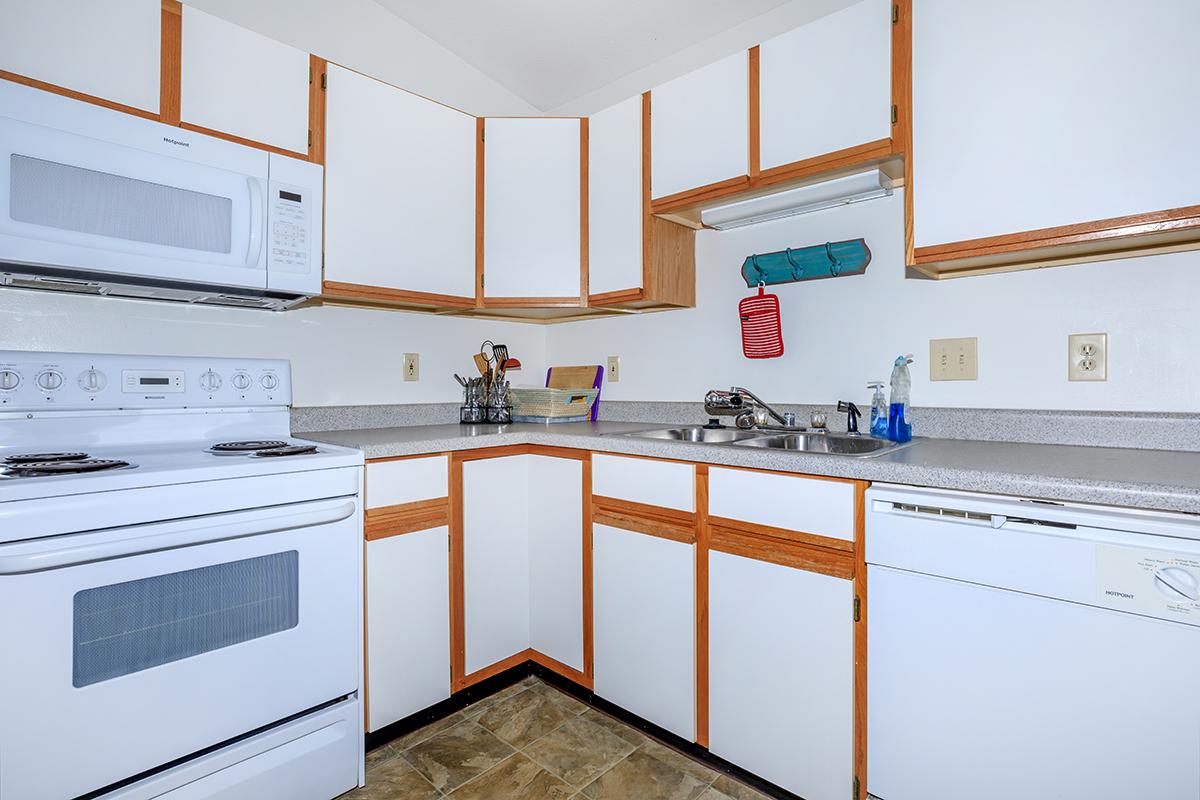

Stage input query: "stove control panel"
[{"left": 0, "top": 352, "right": 291, "bottom": 411}]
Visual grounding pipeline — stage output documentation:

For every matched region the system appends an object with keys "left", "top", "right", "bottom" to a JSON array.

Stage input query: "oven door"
[
  {"left": 0, "top": 496, "right": 360, "bottom": 800},
  {"left": 0, "top": 100, "right": 269, "bottom": 290}
]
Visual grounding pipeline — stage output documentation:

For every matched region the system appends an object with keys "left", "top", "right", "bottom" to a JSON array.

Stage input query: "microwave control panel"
[{"left": 265, "top": 154, "right": 323, "bottom": 296}]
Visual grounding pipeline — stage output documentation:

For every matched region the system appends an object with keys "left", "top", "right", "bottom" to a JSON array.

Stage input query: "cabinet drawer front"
[
  {"left": 366, "top": 456, "right": 448, "bottom": 509},
  {"left": 709, "top": 468, "right": 856, "bottom": 541},
  {"left": 592, "top": 455, "right": 694, "bottom": 512}
]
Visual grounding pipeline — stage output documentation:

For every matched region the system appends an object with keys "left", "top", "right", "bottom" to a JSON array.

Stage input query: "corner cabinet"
[
  {"left": 180, "top": 6, "right": 311, "bottom": 156},
  {"left": 481, "top": 118, "right": 584, "bottom": 307},
  {"left": 587, "top": 94, "right": 696, "bottom": 311},
  {"left": 323, "top": 64, "right": 477, "bottom": 308},
  {"left": 909, "top": 0, "right": 1200, "bottom": 277}
]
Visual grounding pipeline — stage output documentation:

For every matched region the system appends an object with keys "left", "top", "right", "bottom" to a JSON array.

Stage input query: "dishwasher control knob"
[
  {"left": 1154, "top": 566, "right": 1200, "bottom": 602},
  {"left": 0, "top": 370, "right": 20, "bottom": 391},
  {"left": 260, "top": 373, "right": 279, "bottom": 390},
  {"left": 199, "top": 370, "right": 222, "bottom": 393},
  {"left": 231, "top": 371, "right": 252, "bottom": 391},
  {"left": 77, "top": 368, "right": 107, "bottom": 392},
  {"left": 36, "top": 370, "right": 64, "bottom": 391}
]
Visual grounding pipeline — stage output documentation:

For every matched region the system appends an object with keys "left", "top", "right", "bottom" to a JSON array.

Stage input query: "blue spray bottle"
[{"left": 887, "top": 355, "right": 914, "bottom": 443}]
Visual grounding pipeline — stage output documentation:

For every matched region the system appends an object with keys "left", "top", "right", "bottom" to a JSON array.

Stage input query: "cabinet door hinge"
[
  {"left": 321, "top": 72, "right": 327, "bottom": 90},
  {"left": 892, "top": 3, "right": 898, "bottom": 24},
  {"left": 853, "top": 596, "right": 861, "bottom": 622},
  {"left": 854, "top": 776, "right": 861, "bottom": 800},
  {"left": 480, "top": 274, "right": 485, "bottom": 289},
  {"left": 308, "top": 129, "right": 313, "bottom": 148},
  {"left": 891, "top": 104, "right": 898, "bottom": 125},
  {"left": 309, "top": 67, "right": 313, "bottom": 85}
]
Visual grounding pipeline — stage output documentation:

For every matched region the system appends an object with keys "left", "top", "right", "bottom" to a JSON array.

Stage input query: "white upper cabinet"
[
  {"left": 324, "top": 64, "right": 476, "bottom": 298},
  {"left": 913, "top": 0, "right": 1200, "bottom": 248},
  {"left": 484, "top": 117, "right": 581, "bottom": 299},
  {"left": 759, "top": 0, "right": 892, "bottom": 169},
  {"left": 180, "top": 6, "right": 310, "bottom": 154},
  {"left": 587, "top": 96, "right": 643, "bottom": 296},
  {"left": 0, "top": 0, "right": 161, "bottom": 113},
  {"left": 650, "top": 51, "right": 748, "bottom": 200}
]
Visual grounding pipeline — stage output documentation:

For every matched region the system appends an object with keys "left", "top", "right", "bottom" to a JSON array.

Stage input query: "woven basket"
[{"left": 510, "top": 386, "right": 598, "bottom": 419}]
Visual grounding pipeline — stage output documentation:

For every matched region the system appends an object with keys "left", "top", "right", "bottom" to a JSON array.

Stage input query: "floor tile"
[
  {"left": 638, "top": 738, "right": 720, "bottom": 786},
  {"left": 461, "top": 681, "right": 530, "bottom": 719},
  {"left": 579, "top": 749, "right": 710, "bottom": 800},
  {"left": 345, "top": 756, "right": 442, "bottom": 800},
  {"left": 523, "top": 715, "right": 639, "bottom": 787},
  {"left": 705, "top": 775, "right": 774, "bottom": 800},
  {"left": 447, "top": 753, "right": 573, "bottom": 800},
  {"left": 524, "top": 680, "right": 589, "bottom": 715},
  {"left": 476, "top": 684, "right": 582, "bottom": 748},
  {"left": 577, "top": 708, "right": 647, "bottom": 747},
  {"left": 390, "top": 712, "right": 467, "bottom": 751},
  {"left": 365, "top": 742, "right": 399, "bottom": 771},
  {"left": 402, "top": 718, "right": 515, "bottom": 792}
]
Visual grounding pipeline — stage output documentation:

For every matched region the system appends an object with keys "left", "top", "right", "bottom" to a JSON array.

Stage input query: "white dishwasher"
[{"left": 866, "top": 484, "right": 1200, "bottom": 800}]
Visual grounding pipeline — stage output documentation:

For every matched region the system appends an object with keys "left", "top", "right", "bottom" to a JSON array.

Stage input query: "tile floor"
[{"left": 343, "top": 676, "right": 775, "bottom": 800}]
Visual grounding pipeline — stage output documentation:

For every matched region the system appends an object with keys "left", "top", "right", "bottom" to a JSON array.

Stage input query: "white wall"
[
  {"left": 546, "top": 189, "right": 1200, "bottom": 413},
  {"left": 185, "top": 0, "right": 538, "bottom": 116},
  {"left": 0, "top": 292, "right": 545, "bottom": 408}
]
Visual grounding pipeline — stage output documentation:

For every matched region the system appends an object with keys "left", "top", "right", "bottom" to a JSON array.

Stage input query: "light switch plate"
[
  {"left": 1068, "top": 333, "right": 1107, "bottom": 381},
  {"left": 403, "top": 353, "right": 419, "bottom": 382},
  {"left": 606, "top": 356, "right": 620, "bottom": 383},
  {"left": 929, "top": 337, "right": 978, "bottom": 381}
]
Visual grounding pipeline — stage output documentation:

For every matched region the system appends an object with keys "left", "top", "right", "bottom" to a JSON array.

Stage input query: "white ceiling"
[{"left": 374, "top": 0, "right": 795, "bottom": 112}]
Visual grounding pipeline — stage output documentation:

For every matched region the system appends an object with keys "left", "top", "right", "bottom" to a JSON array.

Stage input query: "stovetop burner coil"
[
  {"left": 5, "top": 452, "right": 90, "bottom": 464},
  {"left": 210, "top": 440, "right": 288, "bottom": 453},
  {"left": 6, "top": 458, "right": 131, "bottom": 476},
  {"left": 252, "top": 445, "right": 318, "bottom": 458}
]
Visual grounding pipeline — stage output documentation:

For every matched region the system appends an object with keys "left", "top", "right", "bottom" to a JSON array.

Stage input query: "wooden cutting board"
[{"left": 546, "top": 365, "right": 603, "bottom": 389}]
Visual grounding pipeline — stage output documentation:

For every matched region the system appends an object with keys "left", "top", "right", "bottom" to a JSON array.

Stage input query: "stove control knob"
[
  {"left": 0, "top": 370, "right": 20, "bottom": 391},
  {"left": 77, "top": 368, "right": 107, "bottom": 393},
  {"left": 36, "top": 370, "right": 64, "bottom": 391},
  {"left": 199, "top": 370, "right": 222, "bottom": 393},
  {"left": 260, "top": 373, "right": 279, "bottom": 390},
  {"left": 231, "top": 371, "right": 252, "bottom": 391}
]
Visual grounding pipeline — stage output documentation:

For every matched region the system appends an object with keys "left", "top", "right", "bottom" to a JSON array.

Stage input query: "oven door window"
[{"left": 73, "top": 550, "right": 299, "bottom": 687}]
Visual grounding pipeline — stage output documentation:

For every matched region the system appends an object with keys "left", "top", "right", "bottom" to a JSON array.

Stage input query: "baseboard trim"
[{"left": 365, "top": 660, "right": 805, "bottom": 800}]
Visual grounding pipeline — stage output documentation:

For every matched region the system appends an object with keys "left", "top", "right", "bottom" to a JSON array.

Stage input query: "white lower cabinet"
[
  {"left": 594, "top": 524, "right": 695, "bottom": 740},
  {"left": 365, "top": 527, "right": 451, "bottom": 732},
  {"left": 709, "top": 550, "right": 854, "bottom": 800},
  {"left": 463, "top": 454, "right": 583, "bottom": 676}
]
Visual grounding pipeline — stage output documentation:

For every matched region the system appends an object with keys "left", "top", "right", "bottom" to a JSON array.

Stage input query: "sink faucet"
[
  {"left": 705, "top": 387, "right": 795, "bottom": 429},
  {"left": 837, "top": 400, "right": 862, "bottom": 434}
]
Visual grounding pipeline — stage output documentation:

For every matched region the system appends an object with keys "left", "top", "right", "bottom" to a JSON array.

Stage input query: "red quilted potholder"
[{"left": 739, "top": 286, "right": 784, "bottom": 359}]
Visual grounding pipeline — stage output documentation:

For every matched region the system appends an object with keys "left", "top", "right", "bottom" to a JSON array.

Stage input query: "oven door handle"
[{"left": 0, "top": 498, "right": 356, "bottom": 574}]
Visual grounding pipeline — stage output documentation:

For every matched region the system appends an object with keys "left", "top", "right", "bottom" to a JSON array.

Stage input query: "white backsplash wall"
[
  {"left": 547, "top": 189, "right": 1200, "bottom": 413},
  {"left": 0, "top": 292, "right": 545, "bottom": 408}
]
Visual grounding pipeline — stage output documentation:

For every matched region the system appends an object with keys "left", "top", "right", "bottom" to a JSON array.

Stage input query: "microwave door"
[{"left": 0, "top": 115, "right": 269, "bottom": 289}]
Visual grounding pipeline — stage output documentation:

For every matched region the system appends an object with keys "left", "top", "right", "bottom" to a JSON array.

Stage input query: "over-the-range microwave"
[{"left": 0, "top": 78, "right": 322, "bottom": 310}]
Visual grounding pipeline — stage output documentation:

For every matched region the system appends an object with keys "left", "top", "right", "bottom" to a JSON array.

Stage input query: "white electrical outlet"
[
  {"left": 929, "top": 337, "right": 978, "bottom": 381},
  {"left": 403, "top": 353, "right": 419, "bottom": 382},
  {"left": 606, "top": 356, "right": 620, "bottom": 383},
  {"left": 1068, "top": 333, "right": 1107, "bottom": 381}
]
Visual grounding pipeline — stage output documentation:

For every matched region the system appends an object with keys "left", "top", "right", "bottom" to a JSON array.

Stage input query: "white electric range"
[{"left": 0, "top": 351, "right": 365, "bottom": 800}]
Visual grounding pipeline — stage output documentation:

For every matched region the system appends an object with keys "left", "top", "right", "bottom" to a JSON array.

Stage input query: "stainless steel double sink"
[{"left": 612, "top": 425, "right": 914, "bottom": 458}]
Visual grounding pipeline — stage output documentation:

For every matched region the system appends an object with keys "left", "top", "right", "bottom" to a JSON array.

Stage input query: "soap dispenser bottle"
[
  {"left": 868, "top": 382, "right": 888, "bottom": 438},
  {"left": 887, "top": 355, "right": 914, "bottom": 443}
]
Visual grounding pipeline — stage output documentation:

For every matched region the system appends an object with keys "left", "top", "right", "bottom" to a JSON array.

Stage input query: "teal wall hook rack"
[{"left": 740, "top": 239, "right": 871, "bottom": 287}]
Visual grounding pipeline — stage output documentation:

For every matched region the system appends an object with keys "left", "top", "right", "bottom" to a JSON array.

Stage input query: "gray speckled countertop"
[{"left": 302, "top": 421, "right": 1200, "bottom": 515}]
